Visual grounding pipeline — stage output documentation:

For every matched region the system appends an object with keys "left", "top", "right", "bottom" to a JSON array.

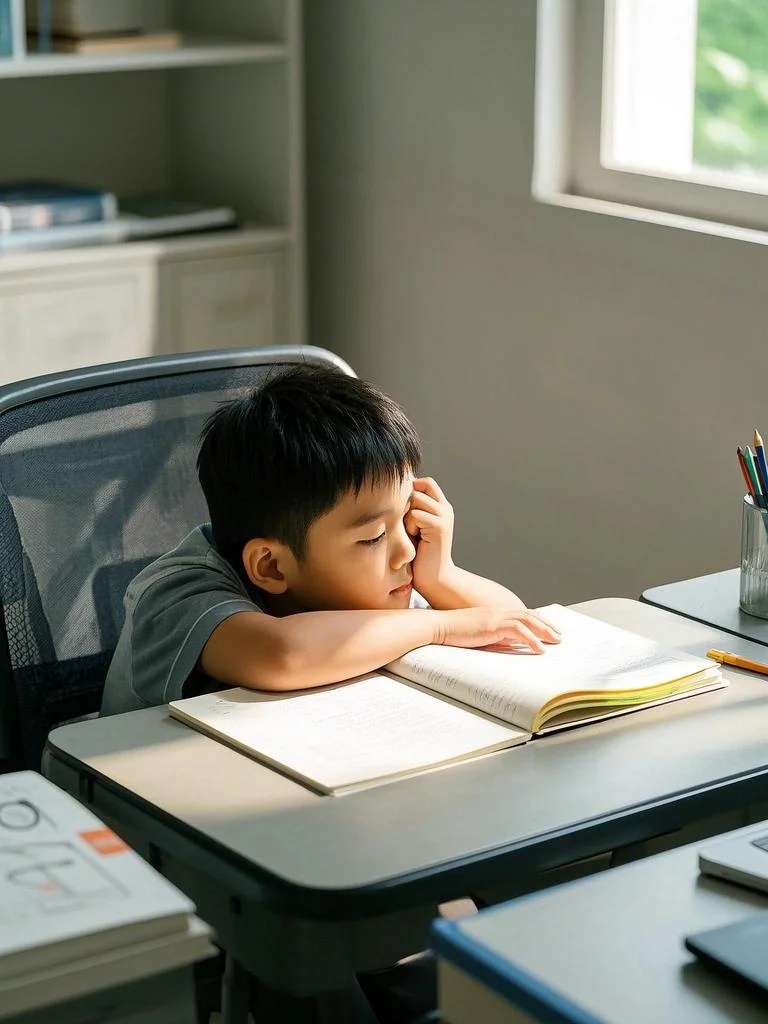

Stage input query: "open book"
[
  {"left": 168, "top": 604, "right": 726, "bottom": 796},
  {"left": 0, "top": 772, "right": 198, "bottom": 979}
]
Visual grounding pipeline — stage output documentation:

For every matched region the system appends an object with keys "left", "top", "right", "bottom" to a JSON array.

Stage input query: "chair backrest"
[{"left": 0, "top": 345, "right": 355, "bottom": 771}]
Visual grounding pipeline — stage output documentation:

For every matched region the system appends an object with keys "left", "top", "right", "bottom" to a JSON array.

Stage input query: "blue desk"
[
  {"left": 642, "top": 569, "right": 768, "bottom": 646},
  {"left": 433, "top": 821, "right": 768, "bottom": 1024},
  {"left": 42, "top": 600, "right": 768, "bottom": 1022}
]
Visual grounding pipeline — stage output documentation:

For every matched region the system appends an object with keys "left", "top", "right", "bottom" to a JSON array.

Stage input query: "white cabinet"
[
  {"left": 0, "top": 252, "right": 156, "bottom": 382},
  {"left": 0, "top": 228, "right": 291, "bottom": 382},
  {"left": 159, "top": 244, "right": 286, "bottom": 353},
  {"left": 0, "top": 1, "right": 304, "bottom": 383}
]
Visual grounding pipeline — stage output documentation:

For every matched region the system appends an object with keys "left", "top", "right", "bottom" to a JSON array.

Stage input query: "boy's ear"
[{"left": 241, "top": 538, "right": 295, "bottom": 594}]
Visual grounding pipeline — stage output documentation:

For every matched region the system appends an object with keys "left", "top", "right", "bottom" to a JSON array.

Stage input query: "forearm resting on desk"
[
  {"left": 200, "top": 605, "right": 554, "bottom": 691},
  {"left": 201, "top": 608, "right": 439, "bottom": 690}
]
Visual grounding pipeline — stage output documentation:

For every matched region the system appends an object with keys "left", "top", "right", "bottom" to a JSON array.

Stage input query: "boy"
[
  {"left": 99, "top": 364, "right": 559, "bottom": 1024},
  {"left": 100, "top": 364, "right": 558, "bottom": 716}
]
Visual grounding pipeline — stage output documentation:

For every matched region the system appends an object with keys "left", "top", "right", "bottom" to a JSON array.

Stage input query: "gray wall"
[{"left": 304, "top": 0, "right": 767, "bottom": 608}]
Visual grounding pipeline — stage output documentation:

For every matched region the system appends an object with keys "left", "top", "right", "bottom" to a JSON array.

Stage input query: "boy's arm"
[
  {"left": 200, "top": 605, "right": 558, "bottom": 692},
  {"left": 406, "top": 477, "right": 526, "bottom": 610},
  {"left": 419, "top": 564, "right": 526, "bottom": 611}
]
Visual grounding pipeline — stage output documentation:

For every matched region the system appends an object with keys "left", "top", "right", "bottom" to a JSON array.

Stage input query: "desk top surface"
[
  {"left": 642, "top": 569, "right": 768, "bottom": 646},
  {"left": 434, "top": 821, "right": 768, "bottom": 1024},
  {"left": 45, "top": 599, "right": 768, "bottom": 913}
]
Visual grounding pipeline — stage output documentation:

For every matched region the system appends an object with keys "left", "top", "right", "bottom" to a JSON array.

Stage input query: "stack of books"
[
  {"left": 0, "top": 181, "right": 124, "bottom": 252},
  {"left": 27, "top": 0, "right": 181, "bottom": 54},
  {"left": 0, "top": 181, "right": 237, "bottom": 253},
  {"left": 0, "top": 771, "right": 213, "bottom": 1018}
]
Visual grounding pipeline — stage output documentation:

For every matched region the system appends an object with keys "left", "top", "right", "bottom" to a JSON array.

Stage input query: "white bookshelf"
[
  {"left": 0, "top": 38, "right": 289, "bottom": 77},
  {"left": 0, "top": 1, "right": 305, "bottom": 382}
]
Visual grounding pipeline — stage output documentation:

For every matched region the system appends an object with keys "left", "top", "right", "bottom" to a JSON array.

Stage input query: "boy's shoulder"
[{"left": 127, "top": 524, "right": 251, "bottom": 608}]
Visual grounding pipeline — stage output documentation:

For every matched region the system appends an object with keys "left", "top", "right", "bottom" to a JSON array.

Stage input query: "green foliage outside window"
[{"left": 695, "top": 0, "right": 768, "bottom": 172}]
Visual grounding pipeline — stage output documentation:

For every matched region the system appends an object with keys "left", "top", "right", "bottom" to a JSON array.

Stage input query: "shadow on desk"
[
  {"left": 475, "top": 805, "right": 768, "bottom": 907},
  {"left": 680, "top": 959, "right": 767, "bottom": 1017}
]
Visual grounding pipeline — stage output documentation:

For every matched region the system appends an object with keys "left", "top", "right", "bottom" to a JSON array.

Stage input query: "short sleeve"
[{"left": 130, "top": 563, "right": 258, "bottom": 706}]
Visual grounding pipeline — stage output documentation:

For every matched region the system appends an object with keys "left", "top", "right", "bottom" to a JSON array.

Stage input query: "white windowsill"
[{"left": 535, "top": 186, "right": 768, "bottom": 249}]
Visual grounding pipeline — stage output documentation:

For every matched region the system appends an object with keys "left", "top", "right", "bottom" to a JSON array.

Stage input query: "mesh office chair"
[{"left": 0, "top": 345, "right": 354, "bottom": 773}]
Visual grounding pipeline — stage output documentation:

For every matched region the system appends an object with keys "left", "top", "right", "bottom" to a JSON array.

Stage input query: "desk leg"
[
  {"left": 250, "top": 979, "right": 379, "bottom": 1024},
  {"left": 222, "top": 959, "right": 376, "bottom": 1024},
  {"left": 222, "top": 953, "right": 251, "bottom": 1024}
]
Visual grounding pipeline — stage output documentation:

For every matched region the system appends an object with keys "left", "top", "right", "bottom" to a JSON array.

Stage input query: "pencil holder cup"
[{"left": 740, "top": 494, "right": 768, "bottom": 618}]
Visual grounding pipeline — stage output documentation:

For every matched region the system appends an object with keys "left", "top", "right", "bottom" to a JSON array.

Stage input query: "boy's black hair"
[{"left": 197, "top": 363, "right": 422, "bottom": 564}]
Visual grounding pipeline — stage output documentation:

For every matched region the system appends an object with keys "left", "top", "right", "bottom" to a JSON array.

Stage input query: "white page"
[
  {"left": 387, "top": 605, "right": 721, "bottom": 732},
  {"left": 169, "top": 675, "right": 528, "bottom": 794}
]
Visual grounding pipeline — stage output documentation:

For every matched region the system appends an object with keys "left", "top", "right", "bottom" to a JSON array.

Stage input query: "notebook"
[
  {"left": 698, "top": 827, "right": 768, "bottom": 895},
  {"left": 685, "top": 913, "right": 768, "bottom": 996}
]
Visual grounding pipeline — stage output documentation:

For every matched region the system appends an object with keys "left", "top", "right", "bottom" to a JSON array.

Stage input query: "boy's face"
[{"left": 284, "top": 473, "right": 418, "bottom": 611}]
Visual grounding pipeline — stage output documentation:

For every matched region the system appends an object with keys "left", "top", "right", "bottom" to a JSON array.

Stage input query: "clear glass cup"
[{"left": 740, "top": 494, "right": 768, "bottom": 618}]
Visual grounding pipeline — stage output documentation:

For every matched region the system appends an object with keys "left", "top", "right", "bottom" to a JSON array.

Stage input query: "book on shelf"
[
  {"left": 0, "top": 218, "right": 128, "bottom": 253},
  {"left": 42, "top": 29, "right": 181, "bottom": 54},
  {"left": 168, "top": 604, "right": 726, "bottom": 796},
  {"left": 26, "top": 0, "right": 146, "bottom": 38},
  {"left": 0, "top": 771, "right": 198, "bottom": 979},
  {"left": 0, "top": 0, "right": 13, "bottom": 58},
  {"left": 117, "top": 196, "right": 237, "bottom": 239},
  {"left": 0, "top": 197, "right": 238, "bottom": 252},
  {"left": 0, "top": 181, "right": 117, "bottom": 233}
]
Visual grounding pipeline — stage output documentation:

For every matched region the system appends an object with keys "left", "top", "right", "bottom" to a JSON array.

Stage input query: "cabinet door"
[
  {"left": 0, "top": 262, "right": 156, "bottom": 384},
  {"left": 160, "top": 249, "right": 286, "bottom": 353}
]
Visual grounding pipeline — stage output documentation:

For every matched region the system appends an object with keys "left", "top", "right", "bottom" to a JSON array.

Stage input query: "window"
[{"left": 535, "top": 0, "right": 768, "bottom": 233}]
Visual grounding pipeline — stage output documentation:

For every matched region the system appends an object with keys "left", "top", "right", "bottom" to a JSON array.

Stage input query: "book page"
[
  {"left": 169, "top": 675, "right": 529, "bottom": 795},
  {"left": 387, "top": 605, "right": 722, "bottom": 732}
]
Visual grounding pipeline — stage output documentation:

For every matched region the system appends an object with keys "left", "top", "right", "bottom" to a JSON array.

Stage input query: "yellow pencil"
[{"left": 706, "top": 648, "right": 768, "bottom": 677}]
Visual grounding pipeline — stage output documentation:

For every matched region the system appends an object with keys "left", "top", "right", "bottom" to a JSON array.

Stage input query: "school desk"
[
  {"left": 433, "top": 820, "right": 768, "bottom": 1024},
  {"left": 642, "top": 568, "right": 768, "bottom": 646},
  {"left": 42, "top": 599, "right": 768, "bottom": 1024}
]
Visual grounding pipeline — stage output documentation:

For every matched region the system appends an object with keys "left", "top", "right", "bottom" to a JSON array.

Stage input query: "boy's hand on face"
[
  {"left": 433, "top": 607, "right": 561, "bottom": 654},
  {"left": 405, "top": 477, "right": 456, "bottom": 598}
]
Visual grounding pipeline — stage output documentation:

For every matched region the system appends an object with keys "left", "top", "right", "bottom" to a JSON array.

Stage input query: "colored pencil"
[
  {"left": 743, "top": 446, "right": 766, "bottom": 509},
  {"left": 706, "top": 648, "right": 768, "bottom": 677},
  {"left": 754, "top": 429, "right": 768, "bottom": 498},
  {"left": 737, "top": 446, "right": 755, "bottom": 499}
]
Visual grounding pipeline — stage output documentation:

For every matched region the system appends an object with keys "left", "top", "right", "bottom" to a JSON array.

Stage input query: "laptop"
[
  {"left": 698, "top": 827, "right": 768, "bottom": 894},
  {"left": 685, "top": 913, "right": 768, "bottom": 996}
]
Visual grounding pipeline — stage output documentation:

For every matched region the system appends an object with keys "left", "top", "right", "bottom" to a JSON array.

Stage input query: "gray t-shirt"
[
  {"left": 100, "top": 523, "right": 430, "bottom": 717},
  {"left": 100, "top": 525, "right": 260, "bottom": 716}
]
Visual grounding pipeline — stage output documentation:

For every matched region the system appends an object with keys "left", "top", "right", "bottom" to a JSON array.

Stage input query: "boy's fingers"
[
  {"left": 495, "top": 621, "right": 544, "bottom": 653},
  {"left": 412, "top": 476, "right": 448, "bottom": 502},
  {"left": 403, "top": 511, "right": 421, "bottom": 538},
  {"left": 409, "top": 490, "right": 443, "bottom": 514},
  {"left": 518, "top": 611, "right": 561, "bottom": 640},
  {"left": 407, "top": 508, "right": 441, "bottom": 531}
]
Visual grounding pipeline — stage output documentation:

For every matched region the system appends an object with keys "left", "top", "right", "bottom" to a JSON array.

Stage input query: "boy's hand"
[
  {"left": 405, "top": 477, "right": 455, "bottom": 596},
  {"left": 433, "top": 607, "right": 561, "bottom": 654}
]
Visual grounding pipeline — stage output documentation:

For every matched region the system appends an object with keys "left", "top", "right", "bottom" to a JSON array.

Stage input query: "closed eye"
[{"left": 359, "top": 532, "right": 385, "bottom": 546}]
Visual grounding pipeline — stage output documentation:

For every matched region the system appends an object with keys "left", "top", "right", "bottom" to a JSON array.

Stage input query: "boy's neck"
[{"left": 261, "top": 590, "right": 305, "bottom": 617}]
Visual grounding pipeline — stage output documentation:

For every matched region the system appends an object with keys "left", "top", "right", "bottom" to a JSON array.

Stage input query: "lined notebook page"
[{"left": 169, "top": 675, "right": 528, "bottom": 795}]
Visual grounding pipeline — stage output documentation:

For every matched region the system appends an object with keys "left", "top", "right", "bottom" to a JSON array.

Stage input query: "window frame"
[{"left": 535, "top": 0, "right": 768, "bottom": 234}]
